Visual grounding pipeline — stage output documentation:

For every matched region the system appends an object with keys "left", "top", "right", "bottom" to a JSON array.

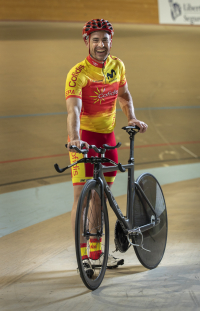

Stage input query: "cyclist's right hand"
[{"left": 67, "top": 140, "right": 89, "bottom": 152}]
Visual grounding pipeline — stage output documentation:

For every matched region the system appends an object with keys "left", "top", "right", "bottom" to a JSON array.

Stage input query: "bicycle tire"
[
  {"left": 132, "top": 173, "right": 167, "bottom": 269},
  {"left": 75, "top": 179, "right": 109, "bottom": 290}
]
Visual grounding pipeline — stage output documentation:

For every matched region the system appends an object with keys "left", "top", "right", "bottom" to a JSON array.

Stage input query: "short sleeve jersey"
[{"left": 65, "top": 54, "right": 127, "bottom": 133}]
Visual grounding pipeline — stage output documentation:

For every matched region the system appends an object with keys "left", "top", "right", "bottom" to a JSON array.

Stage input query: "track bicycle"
[{"left": 54, "top": 126, "right": 168, "bottom": 290}]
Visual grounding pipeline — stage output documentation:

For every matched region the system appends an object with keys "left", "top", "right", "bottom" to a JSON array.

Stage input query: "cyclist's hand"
[
  {"left": 128, "top": 119, "right": 148, "bottom": 133},
  {"left": 67, "top": 140, "right": 89, "bottom": 152}
]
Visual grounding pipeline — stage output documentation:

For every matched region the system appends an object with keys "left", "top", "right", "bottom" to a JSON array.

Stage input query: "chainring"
[{"left": 114, "top": 220, "right": 130, "bottom": 253}]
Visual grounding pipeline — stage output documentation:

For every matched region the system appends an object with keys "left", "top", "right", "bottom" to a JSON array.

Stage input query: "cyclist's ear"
[{"left": 84, "top": 37, "right": 89, "bottom": 47}]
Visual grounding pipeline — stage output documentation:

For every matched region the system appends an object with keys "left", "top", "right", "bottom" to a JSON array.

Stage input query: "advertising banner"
[{"left": 158, "top": 0, "right": 200, "bottom": 25}]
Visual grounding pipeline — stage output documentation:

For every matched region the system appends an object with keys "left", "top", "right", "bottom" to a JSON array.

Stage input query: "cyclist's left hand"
[{"left": 128, "top": 119, "right": 148, "bottom": 133}]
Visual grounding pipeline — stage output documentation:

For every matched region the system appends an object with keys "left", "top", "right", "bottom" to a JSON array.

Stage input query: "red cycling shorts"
[{"left": 69, "top": 130, "right": 118, "bottom": 186}]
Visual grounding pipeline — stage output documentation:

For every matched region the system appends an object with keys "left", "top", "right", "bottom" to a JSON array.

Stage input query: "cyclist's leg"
[
  {"left": 70, "top": 130, "right": 116, "bottom": 230},
  {"left": 69, "top": 140, "right": 101, "bottom": 254},
  {"left": 81, "top": 130, "right": 124, "bottom": 267},
  {"left": 68, "top": 130, "right": 94, "bottom": 235},
  {"left": 71, "top": 184, "right": 101, "bottom": 238},
  {"left": 71, "top": 184, "right": 84, "bottom": 238}
]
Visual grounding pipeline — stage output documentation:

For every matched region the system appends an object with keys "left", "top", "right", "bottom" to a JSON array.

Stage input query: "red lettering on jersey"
[
  {"left": 66, "top": 90, "right": 71, "bottom": 95},
  {"left": 69, "top": 65, "right": 84, "bottom": 88},
  {"left": 66, "top": 89, "right": 76, "bottom": 95},
  {"left": 71, "top": 153, "right": 79, "bottom": 161},
  {"left": 69, "top": 81, "right": 76, "bottom": 87}
]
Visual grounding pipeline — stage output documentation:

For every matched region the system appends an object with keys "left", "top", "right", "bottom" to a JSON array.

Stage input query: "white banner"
[{"left": 158, "top": 0, "right": 200, "bottom": 25}]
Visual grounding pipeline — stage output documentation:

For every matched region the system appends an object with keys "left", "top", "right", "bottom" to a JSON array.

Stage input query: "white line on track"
[{"left": 181, "top": 146, "right": 198, "bottom": 158}]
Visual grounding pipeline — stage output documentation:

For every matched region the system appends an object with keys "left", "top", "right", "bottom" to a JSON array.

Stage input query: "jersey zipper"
[{"left": 102, "top": 60, "right": 106, "bottom": 83}]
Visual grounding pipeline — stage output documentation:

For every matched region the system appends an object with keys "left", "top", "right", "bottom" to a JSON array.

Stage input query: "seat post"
[
  {"left": 121, "top": 126, "right": 139, "bottom": 227},
  {"left": 126, "top": 130, "right": 136, "bottom": 227},
  {"left": 128, "top": 129, "right": 137, "bottom": 163}
]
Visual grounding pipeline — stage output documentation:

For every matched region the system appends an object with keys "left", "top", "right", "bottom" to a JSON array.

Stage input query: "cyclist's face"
[{"left": 86, "top": 31, "right": 112, "bottom": 61}]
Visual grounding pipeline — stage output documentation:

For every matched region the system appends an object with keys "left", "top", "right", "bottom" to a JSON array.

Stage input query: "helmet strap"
[{"left": 89, "top": 53, "right": 109, "bottom": 65}]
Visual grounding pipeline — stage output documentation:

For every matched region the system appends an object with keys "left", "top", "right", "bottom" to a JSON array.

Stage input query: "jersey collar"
[{"left": 87, "top": 55, "right": 107, "bottom": 68}]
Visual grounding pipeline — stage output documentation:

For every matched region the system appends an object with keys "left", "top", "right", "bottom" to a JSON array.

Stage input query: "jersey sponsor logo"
[
  {"left": 71, "top": 153, "right": 80, "bottom": 176},
  {"left": 90, "top": 87, "right": 118, "bottom": 104},
  {"left": 69, "top": 65, "right": 84, "bottom": 87},
  {"left": 107, "top": 69, "right": 116, "bottom": 80}
]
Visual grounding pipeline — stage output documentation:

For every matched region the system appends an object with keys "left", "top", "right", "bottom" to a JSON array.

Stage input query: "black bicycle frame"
[
  {"left": 93, "top": 131, "right": 158, "bottom": 234},
  {"left": 92, "top": 130, "right": 136, "bottom": 231}
]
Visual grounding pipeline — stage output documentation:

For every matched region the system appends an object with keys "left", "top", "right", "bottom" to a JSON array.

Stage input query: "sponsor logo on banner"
[
  {"left": 169, "top": 0, "right": 182, "bottom": 20},
  {"left": 158, "top": 0, "right": 200, "bottom": 25}
]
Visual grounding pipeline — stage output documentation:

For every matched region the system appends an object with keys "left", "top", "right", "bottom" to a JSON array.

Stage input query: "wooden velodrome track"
[{"left": 0, "top": 22, "right": 200, "bottom": 310}]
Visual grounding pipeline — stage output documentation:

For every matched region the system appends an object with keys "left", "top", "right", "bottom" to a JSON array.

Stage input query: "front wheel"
[
  {"left": 132, "top": 173, "right": 168, "bottom": 269},
  {"left": 75, "top": 180, "right": 109, "bottom": 290}
]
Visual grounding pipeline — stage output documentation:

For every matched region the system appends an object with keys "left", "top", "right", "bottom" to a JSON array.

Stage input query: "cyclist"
[{"left": 65, "top": 19, "right": 148, "bottom": 276}]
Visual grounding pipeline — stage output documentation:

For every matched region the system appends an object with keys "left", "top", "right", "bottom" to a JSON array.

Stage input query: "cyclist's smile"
[
  {"left": 96, "top": 49, "right": 106, "bottom": 53},
  {"left": 95, "top": 48, "right": 108, "bottom": 58}
]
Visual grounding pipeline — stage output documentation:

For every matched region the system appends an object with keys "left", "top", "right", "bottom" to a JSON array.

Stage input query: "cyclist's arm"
[
  {"left": 118, "top": 84, "right": 148, "bottom": 133},
  {"left": 66, "top": 97, "right": 89, "bottom": 150}
]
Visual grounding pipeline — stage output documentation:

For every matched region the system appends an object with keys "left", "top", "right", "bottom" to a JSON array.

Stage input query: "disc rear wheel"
[{"left": 133, "top": 173, "right": 167, "bottom": 269}]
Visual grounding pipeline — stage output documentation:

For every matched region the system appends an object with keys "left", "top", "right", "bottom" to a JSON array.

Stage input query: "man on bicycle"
[{"left": 65, "top": 19, "right": 148, "bottom": 276}]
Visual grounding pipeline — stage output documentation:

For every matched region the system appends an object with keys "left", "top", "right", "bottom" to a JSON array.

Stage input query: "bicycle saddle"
[{"left": 122, "top": 125, "right": 140, "bottom": 133}]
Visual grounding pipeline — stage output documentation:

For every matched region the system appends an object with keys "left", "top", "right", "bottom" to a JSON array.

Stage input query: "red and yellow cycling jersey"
[{"left": 65, "top": 54, "right": 127, "bottom": 133}]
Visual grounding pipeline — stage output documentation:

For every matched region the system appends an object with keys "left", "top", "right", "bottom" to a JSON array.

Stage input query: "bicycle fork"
[{"left": 97, "top": 176, "right": 105, "bottom": 237}]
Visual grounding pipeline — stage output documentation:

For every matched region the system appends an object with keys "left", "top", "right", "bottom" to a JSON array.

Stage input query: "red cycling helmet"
[{"left": 82, "top": 19, "right": 114, "bottom": 42}]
